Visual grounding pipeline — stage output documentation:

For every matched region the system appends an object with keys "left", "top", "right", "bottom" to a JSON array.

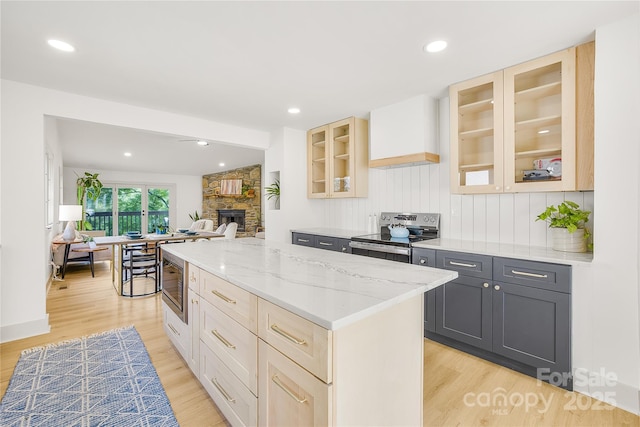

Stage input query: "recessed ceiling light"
[
  {"left": 124, "top": 152, "right": 132, "bottom": 157},
  {"left": 424, "top": 40, "right": 447, "bottom": 53},
  {"left": 47, "top": 39, "right": 75, "bottom": 52},
  {"left": 288, "top": 107, "right": 301, "bottom": 114},
  {"left": 219, "top": 162, "right": 225, "bottom": 167},
  {"left": 197, "top": 140, "right": 209, "bottom": 146}
]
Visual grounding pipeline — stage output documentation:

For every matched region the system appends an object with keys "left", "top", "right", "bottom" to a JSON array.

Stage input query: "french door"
[{"left": 84, "top": 184, "right": 174, "bottom": 236}]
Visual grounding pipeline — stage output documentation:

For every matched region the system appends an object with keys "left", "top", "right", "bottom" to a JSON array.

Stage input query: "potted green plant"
[
  {"left": 536, "top": 201, "right": 591, "bottom": 252},
  {"left": 265, "top": 179, "right": 280, "bottom": 208},
  {"left": 76, "top": 172, "right": 103, "bottom": 231},
  {"left": 189, "top": 210, "right": 200, "bottom": 222}
]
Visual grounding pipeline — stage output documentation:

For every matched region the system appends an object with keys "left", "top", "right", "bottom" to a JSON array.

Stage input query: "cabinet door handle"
[
  {"left": 212, "top": 329, "right": 236, "bottom": 349},
  {"left": 211, "top": 377, "right": 236, "bottom": 403},
  {"left": 272, "top": 375, "right": 307, "bottom": 403},
  {"left": 511, "top": 269, "right": 548, "bottom": 279},
  {"left": 167, "top": 323, "right": 179, "bottom": 336},
  {"left": 211, "top": 289, "right": 236, "bottom": 304},
  {"left": 191, "top": 298, "right": 198, "bottom": 304},
  {"left": 483, "top": 283, "right": 489, "bottom": 288},
  {"left": 270, "top": 324, "right": 306, "bottom": 345},
  {"left": 298, "top": 238, "right": 310, "bottom": 243},
  {"left": 318, "top": 242, "right": 333, "bottom": 246},
  {"left": 449, "top": 261, "right": 477, "bottom": 268},
  {"left": 494, "top": 285, "right": 501, "bottom": 291}
]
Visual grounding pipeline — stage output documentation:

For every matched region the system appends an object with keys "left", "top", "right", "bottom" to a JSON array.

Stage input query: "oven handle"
[{"left": 349, "top": 241, "right": 411, "bottom": 256}]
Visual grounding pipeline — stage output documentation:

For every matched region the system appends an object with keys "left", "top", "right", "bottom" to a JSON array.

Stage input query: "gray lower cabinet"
[
  {"left": 413, "top": 248, "right": 572, "bottom": 389},
  {"left": 412, "top": 248, "right": 436, "bottom": 333},
  {"left": 292, "top": 232, "right": 316, "bottom": 247},
  {"left": 292, "top": 232, "right": 352, "bottom": 253}
]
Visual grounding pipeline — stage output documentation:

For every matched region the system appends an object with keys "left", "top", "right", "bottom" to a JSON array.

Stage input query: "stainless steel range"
[{"left": 350, "top": 212, "right": 440, "bottom": 263}]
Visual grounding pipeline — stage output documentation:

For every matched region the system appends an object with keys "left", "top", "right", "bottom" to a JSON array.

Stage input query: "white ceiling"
[{"left": 2, "top": 1, "right": 637, "bottom": 175}]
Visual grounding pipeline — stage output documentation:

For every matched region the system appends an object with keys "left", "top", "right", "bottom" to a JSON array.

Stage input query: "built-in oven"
[
  {"left": 350, "top": 212, "right": 441, "bottom": 263},
  {"left": 161, "top": 251, "right": 187, "bottom": 323}
]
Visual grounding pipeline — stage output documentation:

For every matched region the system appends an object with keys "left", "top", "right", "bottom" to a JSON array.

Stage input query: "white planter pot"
[{"left": 551, "top": 228, "right": 587, "bottom": 253}]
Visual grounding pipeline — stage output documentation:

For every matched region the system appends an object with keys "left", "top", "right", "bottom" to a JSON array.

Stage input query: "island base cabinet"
[
  {"left": 258, "top": 339, "right": 331, "bottom": 427},
  {"left": 162, "top": 301, "right": 190, "bottom": 362},
  {"left": 201, "top": 344, "right": 258, "bottom": 427},
  {"left": 492, "top": 282, "right": 571, "bottom": 375}
]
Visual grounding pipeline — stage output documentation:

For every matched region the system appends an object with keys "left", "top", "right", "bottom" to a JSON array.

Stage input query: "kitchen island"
[{"left": 161, "top": 238, "right": 457, "bottom": 426}]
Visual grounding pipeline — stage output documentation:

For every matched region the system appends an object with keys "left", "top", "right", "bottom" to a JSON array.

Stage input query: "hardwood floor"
[{"left": 1, "top": 261, "right": 638, "bottom": 426}]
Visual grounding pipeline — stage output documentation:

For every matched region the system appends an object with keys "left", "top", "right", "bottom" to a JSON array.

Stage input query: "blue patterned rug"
[{"left": 0, "top": 325, "right": 178, "bottom": 426}]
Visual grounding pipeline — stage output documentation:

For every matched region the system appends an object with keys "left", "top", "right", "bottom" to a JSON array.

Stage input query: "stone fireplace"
[
  {"left": 218, "top": 209, "right": 246, "bottom": 232},
  {"left": 202, "top": 164, "right": 261, "bottom": 237}
]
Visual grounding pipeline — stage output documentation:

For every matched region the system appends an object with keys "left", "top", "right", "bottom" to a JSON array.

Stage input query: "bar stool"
[{"left": 121, "top": 242, "right": 161, "bottom": 297}]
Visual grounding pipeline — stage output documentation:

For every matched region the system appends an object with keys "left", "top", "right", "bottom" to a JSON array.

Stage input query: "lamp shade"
[{"left": 59, "top": 205, "right": 83, "bottom": 221}]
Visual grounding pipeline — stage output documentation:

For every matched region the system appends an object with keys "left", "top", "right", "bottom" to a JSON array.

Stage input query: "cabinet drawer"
[
  {"left": 187, "top": 263, "right": 200, "bottom": 293},
  {"left": 200, "top": 299, "right": 258, "bottom": 395},
  {"left": 315, "top": 235, "right": 338, "bottom": 251},
  {"left": 412, "top": 248, "right": 436, "bottom": 267},
  {"left": 494, "top": 257, "right": 571, "bottom": 293},
  {"left": 436, "top": 250, "right": 492, "bottom": 279},
  {"left": 258, "top": 299, "right": 332, "bottom": 383},
  {"left": 163, "top": 301, "right": 189, "bottom": 361},
  {"left": 201, "top": 344, "right": 258, "bottom": 427},
  {"left": 201, "top": 270, "right": 258, "bottom": 333},
  {"left": 292, "top": 233, "right": 316, "bottom": 247},
  {"left": 258, "top": 340, "right": 331, "bottom": 427}
]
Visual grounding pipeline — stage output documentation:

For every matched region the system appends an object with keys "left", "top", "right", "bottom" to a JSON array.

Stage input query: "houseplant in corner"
[
  {"left": 76, "top": 172, "right": 103, "bottom": 231},
  {"left": 536, "top": 201, "right": 591, "bottom": 252},
  {"left": 265, "top": 179, "right": 280, "bottom": 209}
]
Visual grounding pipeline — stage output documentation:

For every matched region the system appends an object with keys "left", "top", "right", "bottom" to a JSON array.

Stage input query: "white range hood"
[{"left": 369, "top": 94, "right": 440, "bottom": 168}]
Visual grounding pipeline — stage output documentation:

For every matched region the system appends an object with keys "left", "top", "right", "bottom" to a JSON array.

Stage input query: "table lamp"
[{"left": 59, "top": 205, "right": 83, "bottom": 241}]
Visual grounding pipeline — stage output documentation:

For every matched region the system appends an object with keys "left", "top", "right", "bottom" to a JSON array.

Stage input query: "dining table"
[{"left": 93, "top": 231, "right": 224, "bottom": 295}]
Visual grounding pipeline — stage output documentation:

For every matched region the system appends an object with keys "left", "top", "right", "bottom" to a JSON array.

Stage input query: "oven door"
[
  {"left": 349, "top": 241, "right": 412, "bottom": 263},
  {"left": 161, "top": 253, "right": 186, "bottom": 323}
]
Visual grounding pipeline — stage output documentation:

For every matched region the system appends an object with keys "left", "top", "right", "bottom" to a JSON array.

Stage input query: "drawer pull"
[
  {"left": 211, "top": 377, "right": 236, "bottom": 403},
  {"left": 167, "top": 323, "right": 179, "bottom": 336},
  {"left": 318, "top": 242, "right": 333, "bottom": 246},
  {"left": 298, "top": 238, "right": 310, "bottom": 243},
  {"left": 449, "top": 261, "right": 477, "bottom": 268},
  {"left": 420, "top": 259, "right": 426, "bottom": 264},
  {"left": 212, "top": 329, "right": 236, "bottom": 349},
  {"left": 270, "top": 324, "right": 306, "bottom": 345},
  {"left": 512, "top": 269, "right": 548, "bottom": 279},
  {"left": 211, "top": 289, "right": 237, "bottom": 304},
  {"left": 272, "top": 375, "right": 307, "bottom": 403}
]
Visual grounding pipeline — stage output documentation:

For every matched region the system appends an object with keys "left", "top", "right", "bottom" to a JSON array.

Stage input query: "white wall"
[
  {"left": 0, "top": 80, "right": 269, "bottom": 342},
  {"left": 265, "top": 127, "right": 323, "bottom": 243}
]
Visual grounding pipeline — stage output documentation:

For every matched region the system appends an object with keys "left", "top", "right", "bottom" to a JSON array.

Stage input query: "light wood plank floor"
[{"left": 1, "top": 262, "right": 638, "bottom": 426}]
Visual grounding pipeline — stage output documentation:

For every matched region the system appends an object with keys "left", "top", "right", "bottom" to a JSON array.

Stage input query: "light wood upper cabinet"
[
  {"left": 450, "top": 44, "right": 594, "bottom": 194},
  {"left": 450, "top": 71, "right": 504, "bottom": 194},
  {"left": 307, "top": 117, "right": 368, "bottom": 198}
]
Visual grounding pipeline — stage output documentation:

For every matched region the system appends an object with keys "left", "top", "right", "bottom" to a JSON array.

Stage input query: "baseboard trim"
[{"left": 0, "top": 315, "right": 51, "bottom": 343}]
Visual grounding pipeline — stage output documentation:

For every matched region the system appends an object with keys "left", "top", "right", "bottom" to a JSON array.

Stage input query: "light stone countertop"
[
  {"left": 412, "top": 238, "right": 594, "bottom": 266},
  {"left": 162, "top": 238, "right": 457, "bottom": 330}
]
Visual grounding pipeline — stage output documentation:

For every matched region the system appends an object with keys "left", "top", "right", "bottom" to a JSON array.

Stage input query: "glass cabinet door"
[
  {"left": 450, "top": 72, "right": 504, "bottom": 194},
  {"left": 503, "top": 48, "right": 575, "bottom": 192},
  {"left": 329, "top": 118, "right": 355, "bottom": 198},
  {"left": 307, "top": 125, "right": 328, "bottom": 198}
]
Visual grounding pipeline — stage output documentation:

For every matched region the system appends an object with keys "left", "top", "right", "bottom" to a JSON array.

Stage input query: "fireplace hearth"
[{"left": 218, "top": 209, "right": 245, "bottom": 232}]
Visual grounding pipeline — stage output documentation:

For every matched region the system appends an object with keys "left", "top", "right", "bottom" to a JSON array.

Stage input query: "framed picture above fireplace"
[{"left": 220, "top": 179, "right": 242, "bottom": 195}]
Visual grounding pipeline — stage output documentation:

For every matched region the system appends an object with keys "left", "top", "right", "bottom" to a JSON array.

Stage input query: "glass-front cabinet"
[
  {"left": 307, "top": 117, "right": 368, "bottom": 198},
  {"left": 503, "top": 48, "right": 575, "bottom": 192},
  {"left": 450, "top": 72, "right": 504, "bottom": 194},
  {"left": 450, "top": 46, "right": 590, "bottom": 194}
]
